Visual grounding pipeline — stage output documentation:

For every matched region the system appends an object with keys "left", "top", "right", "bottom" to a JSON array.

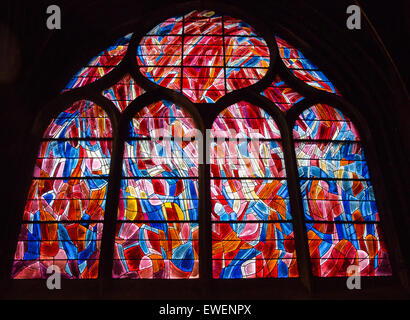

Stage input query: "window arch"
[
  {"left": 12, "top": 100, "right": 112, "bottom": 279},
  {"left": 12, "top": 7, "right": 393, "bottom": 286}
]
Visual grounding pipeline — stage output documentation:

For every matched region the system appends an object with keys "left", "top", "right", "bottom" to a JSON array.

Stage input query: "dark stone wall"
[{"left": 0, "top": 0, "right": 409, "bottom": 299}]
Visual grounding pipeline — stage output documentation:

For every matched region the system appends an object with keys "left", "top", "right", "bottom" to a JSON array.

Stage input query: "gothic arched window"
[
  {"left": 12, "top": 9, "right": 392, "bottom": 282},
  {"left": 113, "top": 100, "right": 199, "bottom": 279}
]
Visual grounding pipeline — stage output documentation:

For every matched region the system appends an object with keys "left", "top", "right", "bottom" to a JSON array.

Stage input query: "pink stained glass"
[
  {"left": 293, "top": 104, "right": 360, "bottom": 141},
  {"left": 224, "top": 36, "right": 269, "bottom": 67},
  {"left": 210, "top": 102, "right": 297, "bottom": 279},
  {"left": 114, "top": 100, "right": 199, "bottom": 279},
  {"left": 22, "top": 178, "right": 108, "bottom": 222},
  {"left": 184, "top": 10, "right": 223, "bottom": 35},
  {"left": 12, "top": 222, "right": 103, "bottom": 279},
  {"left": 12, "top": 101, "right": 112, "bottom": 279},
  {"left": 262, "top": 75, "right": 305, "bottom": 112},
  {"left": 307, "top": 222, "right": 391, "bottom": 277},
  {"left": 295, "top": 141, "right": 371, "bottom": 180},
  {"left": 137, "top": 35, "right": 182, "bottom": 66},
  {"left": 223, "top": 16, "right": 258, "bottom": 36},
  {"left": 129, "top": 100, "right": 198, "bottom": 138},
  {"left": 122, "top": 139, "right": 199, "bottom": 179},
  {"left": 147, "top": 17, "right": 183, "bottom": 35},
  {"left": 294, "top": 104, "right": 392, "bottom": 277},
  {"left": 137, "top": 10, "right": 269, "bottom": 103},
  {"left": 225, "top": 67, "right": 267, "bottom": 92},
  {"left": 34, "top": 140, "right": 111, "bottom": 178},
  {"left": 113, "top": 222, "right": 199, "bottom": 279},
  {"left": 182, "top": 67, "right": 225, "bottom": 103},
  {"left": 212, "top": 222, "right": 298, "bottom": 278},
  {"left": 275, "top": 36, "right": 339, "bottom": 94},
  {"left": 103, "top": 74, "right": 145, "bottom": 112},
  {"left": 210, "top": 179, "right": 291, "bottom": 221},
  {"left": 210, "top": 139, "right": 286, "bottom": 178},
  {"left": 44, "top": 100, "right": 112, "bottom": 139},
  {"left": 64, "top": 33, "right": 132, "bottom": 91},
  {"left": 140, "top": 66, "right": 181, "bottom": 92}
]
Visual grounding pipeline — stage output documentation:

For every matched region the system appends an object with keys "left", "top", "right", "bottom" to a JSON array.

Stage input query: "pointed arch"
[
  {"left": 210, "top": 101, "right": 298, "bottom": 278},
  {"left": 12, "top": 100, "right": 113, "bottom": 279},
  {"left": 9, "top": 2, "right": 400, "bottom": 297},
  {"left": 112, "top": 100, "right": 200, "bottom": 278},
  {"left": 293, "top": 104, "right": 391, "bottom": 277},
  {"left": 136, "top": 10, "right": 270, "bottom": 103}
]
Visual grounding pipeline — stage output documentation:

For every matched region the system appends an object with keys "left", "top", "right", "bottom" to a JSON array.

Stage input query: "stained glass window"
[
  {"left": 211, "top": 101, "right": 298, "bottom": 278},
  {"left": 113, "top": 100, "right": 199, "bottom": 278},
  {"left": 275, "top": 37, "right": 339, "bottom": 94},
  {"left": 64, "top": 34, "right": 132, "bottom": 92},
  {"left": 12, "top": 100, "right": 112, "bottom": 279},
  {"left": 261, "top": 75, "right": 305, "bottom": 112},
  {"left": 13, "top": 7, "right": 392, "bottom": 283},
  {"left": 102, "top": 74, "right": 145, "bottom": 113},
  {"left": 294, "top": 104, "right": 391, "bottom": 276},
  {"left": 138, "top": 10, "right": 269, "bottom": 103}
]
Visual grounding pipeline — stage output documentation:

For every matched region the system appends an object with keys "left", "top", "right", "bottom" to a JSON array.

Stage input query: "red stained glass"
[
  {"left": 138, "top": 10, "right": 269, "bottom": 103},
  {"left": 44, "top": 100, "right": 112, "bottom": 139},
  {"left": 114, "top": 100, "right": 199, "bottom": 279},
  {"left": 211, "top": 102, "right": 297, "bottom": 278},
  {"left": 262, "top": 75, "right": 304, "bottom": 112},
  {"left": 211, "top": 101, "right": 281, "bottom": 139},
  {"left": 212, "top": 223, "right": 298, "bottom": 278},
  {"left": 12, "top": 101, "right": 112, "bottom": 279},
  {"left": 13, "top": 7, "right": 392, "bottom": 283},
  {"left": 64, "top": 34, "right": 132, "bottom": 91},
  {"left": 113, "top": 222, "right": 199, "bottom": 279},
  {"left": 294, "top": 105, "right": 391, "bottom": 276},
  {"left": 307, "top": 223, "right": 391, "bottom": 277},
  {"left": 103, "top": 74, "right": 145, "bottom": 112}
]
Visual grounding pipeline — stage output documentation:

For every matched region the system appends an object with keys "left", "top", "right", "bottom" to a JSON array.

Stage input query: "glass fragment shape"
[
  {"left": 103, "top": 74, "right": 145, "bottom": 112},
  {"left": 261, "top": 75, "right": 305, "bottom": 112},
  {"left": 64, "top": 34, "right": 132, "bottom": 91}
]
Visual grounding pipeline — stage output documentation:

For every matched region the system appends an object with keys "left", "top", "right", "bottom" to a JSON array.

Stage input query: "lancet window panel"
[
  {"left": 210, "top": 101, "right": 299, "bottom": 279},
  {"left": 293, "top": 104, "right": 391, "bottom": 277}
]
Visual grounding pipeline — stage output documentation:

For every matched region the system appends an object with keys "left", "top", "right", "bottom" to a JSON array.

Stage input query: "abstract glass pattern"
[
  {"left": 64, "top": 34, "right": 132, "bottom": 91},
  {"left": 138, "top": 10, "right": 269, "bottom": 103},
  {"left": 113, "top": 100, "right": 199, "bottom": 278},
  {"left": 14, "top": 7, "right": 392, "bottom": 283},
  {"left": 211, "top": 101, "right": 298, "bottom": 278},
  {"left": 276, "top": 36, "right": 339, "bottom": 94},
  {"left": 12, "top": 100, "right": 112, "bottom": 279},
  {"left": 261, "top": 75, "right": 304, "bottom": 112},
  {"left": 293, "top": 104, "right": 391, "bottom": 276},
  {"left": 103, "top": 74, "right": 145, "bottom": 112}
]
